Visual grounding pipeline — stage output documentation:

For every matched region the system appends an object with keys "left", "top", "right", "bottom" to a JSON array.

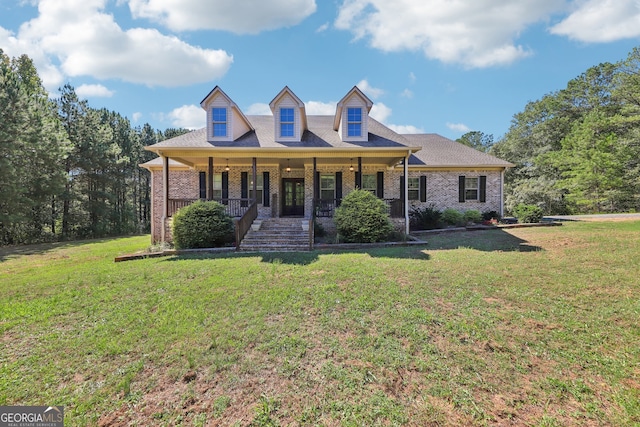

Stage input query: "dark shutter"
[
  {"left": 199, "top": 171, "right": 206, "bottom": 199},
  {"left": 222, "top": 171, "right": 229, "bottom": 201},
  {"left": 263, "top": 171, "right": 270, "bottom": 207},
  {"left": 377, "top": 171, "right": 384, "bottom": 198},
  {"left": 241, "top": 172, "right": 248, "bottom": 198},
  {"left": 400, "top": 176, "right": 405, "bottom": 200},
  {"left": 479, "top": 175, "right": 487, "bottom": 203},
  {"left": 335, "top": 171, "right": 343, "bottom": 205},
  {"left": 355, "top": 171, "right": 361, "bottom": 189},
  {"left": 314, "top": 171, "right": 320, "bottom": 200},
  {"left": 459, "top": 175, "right": 466, "bottom": 203},
  {"left": 420, "top": 175, "right": 427, "bottom": 203}
]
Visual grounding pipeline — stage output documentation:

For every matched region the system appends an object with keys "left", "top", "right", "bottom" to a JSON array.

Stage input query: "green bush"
[
  {"left": 513, "top": 203, "right": 544, "bottom": 224},
  {"left": 171, "top": 200, "right": 234, "bottom": 249},
  {"left": 463, "top": 209, "right": 483, "bottom": 224},
  {"left": 441, "top": 208, "right": 465, "bottom": 227},
  {"left": 334, "top": 189, "right": 394, "bottom": 243},
  {"left": 410, "top": 205, "right": 442, "bottom": 230}
]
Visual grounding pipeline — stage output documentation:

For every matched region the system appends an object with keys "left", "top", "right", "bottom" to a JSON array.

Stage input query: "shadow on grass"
[
  {"left": 160, "top": 229, "right": 541, "bottom": 265},
  {"left": 0, "top": 238, "right": 116, "bottom": 262}
]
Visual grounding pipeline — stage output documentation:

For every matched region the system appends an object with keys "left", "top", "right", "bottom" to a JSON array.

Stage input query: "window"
[
  {"left": 212, "top": 108, "right": 227, "bottom": 137},
  {"left": 408, "top": 177, "right": 420, "bottom": 200},
  {"left": 280, "top": 108, "right": 294, "bottom": 137},
  {"left": 465, "top": 177, "right": 479, "bottom": 201},
  {"left": 347, "top": 107, "right": 361, "bottom": 137},
  {"left": 212, "top": 173, "right": 223, "bottom": 200},
  {"left": 361, "top": 174, "right": 377, "bottom": 195},
  {"left": 249, "top": 174, "right": 263, "bottom": 203},
  {"left": 320, "top": 174, "right": 335, "bottom": 200}
]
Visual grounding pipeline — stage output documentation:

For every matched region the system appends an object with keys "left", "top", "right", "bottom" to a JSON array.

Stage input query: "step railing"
[{"left": 235, "top": 200, "right": 258, "bottom": 250}]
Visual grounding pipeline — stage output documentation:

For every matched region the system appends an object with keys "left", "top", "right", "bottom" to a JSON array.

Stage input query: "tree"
[{"left": 456, "top": 131, "right": 494, "bottom": 152}]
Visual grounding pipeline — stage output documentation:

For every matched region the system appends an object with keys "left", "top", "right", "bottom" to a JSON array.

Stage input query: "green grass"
[{"left": 1, "top": 221, "right": 639, "bottom": 426}]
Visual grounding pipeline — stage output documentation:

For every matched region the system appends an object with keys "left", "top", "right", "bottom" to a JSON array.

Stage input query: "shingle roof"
[
  {"left": 402, "top": 134, "right": 514, "bottom": 168},
  {"left": 144, "top": 118, "right": 512, "bottom": 169},
  {"left": 146, "top": 115, "right": 411, "bottom": 150}
]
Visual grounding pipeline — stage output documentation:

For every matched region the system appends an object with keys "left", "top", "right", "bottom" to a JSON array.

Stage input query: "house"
[{"left": 141, "top": 85, "right": 513, "bottom": 248}]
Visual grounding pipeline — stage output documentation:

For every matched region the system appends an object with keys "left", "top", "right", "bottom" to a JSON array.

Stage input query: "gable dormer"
[
  {"left": 200, "top": 86, "right": 253, "bottom": 142},
  {"left": 333, "top": 86, "right": 373, "bottom": 142},
  {"left": 269, "top": 86, "right": 308, "bottom": 142}
]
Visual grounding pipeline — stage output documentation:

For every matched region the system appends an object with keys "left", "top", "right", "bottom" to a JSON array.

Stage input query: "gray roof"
[
  {"left": 402, "top": 134, "right": 514, "bottom": 168},
  {"left": 147, "top": 115, "right": 411, "bottom": 150},
  {"left": 144, "top": 117, "right": 512, "bottom": 169}
]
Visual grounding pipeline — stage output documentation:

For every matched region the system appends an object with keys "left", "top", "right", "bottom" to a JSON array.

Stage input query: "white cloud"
[
  {"left": 75, "top": 83, "right": 114, "bottom": 97},
  {"left": 400, "top": 89, "right": 413, "bottom": 98},
  {"left": 167, "top": 104, "right": 205, "bottom": 129},
  {"left": 446, "top": 122, "right": 471, "bottom": 133},
  {"left": 370, "top": 102, "right": 392, "bottom": 123},
  {"left": 316, "top": 22, "right": 330, "bottom": 33},
  {"left": 550, "top": 0, "right": 640, "bottom": 42},
  {"left": 246, "top": 103, "right": 273, "bottom": 115},
  {"left": 132, "top": 112, "right": 143, "bottom": 122},
  {"left": 409, "top": 72, "right": 416, "bottom": 83},
  {"left": 306, "top": 100, "right": 336, "bottom": 115},
  {"left": 356, "top": 79, "right": 384, "bottom": 99},
  {"left": 128, "top": 0, "right": 317, "bottom": 33},
  {"left": 335, "top": 0, "right": 562, "bottom": 68},
  {"left": 3, "top": 0, "right": 233, "bottom": 91},
  {"left": 388, "top": 124, "right": 424, "bottom": 134}
]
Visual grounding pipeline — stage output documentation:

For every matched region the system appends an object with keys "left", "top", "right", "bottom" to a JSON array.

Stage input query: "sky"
[{"left": 1, "top": 0, "right": 640, "bottom": 141}]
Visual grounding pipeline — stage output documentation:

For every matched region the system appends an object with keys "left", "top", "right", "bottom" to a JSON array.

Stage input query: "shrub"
[
  {"left": 463, "top": 209, "right": 483, "bottom": 224},
  {"left": 172, "top": 200, "right": 234, "bottom": 249},
  {"left": 334, "top": 189, "right": 394, "bottom": 243},
  {"left": 482, "top": 210, "right": 502, "bottom": 221},
  {"left": 513, "top": 203, "right": 544, "bottom": 224},
  {"left": 410, "top": 205, "right": 442, "bottom": 230},
  {"left": 441, "top": 208, "right": 465, "bottom": 227}
]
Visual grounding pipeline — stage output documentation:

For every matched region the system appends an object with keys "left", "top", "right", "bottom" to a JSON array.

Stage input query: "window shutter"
[
  {"left": 377, "top": 171, "right": 384, "bottom": 198},
  {"left": 479, "top": 175, "right": 486, "bottom": 203},
  {"left": 222, "top": 171, "right": 229, "bottom": 200},
  {"left": 241, "top": 172, "right": 248, "bottom": 199},
  {"left": 314, "top": 171, "right": 320, "bottom": 200},
  {"left": 263, "top": 171, "right": 270, "bottom": 206},
  {"left": 400, "top": 176, "right": 405, "bottom": 200},
  {"left": 459, "top": 175, "right": 466, "bottom": 202},
  {"left": 355, "top": 171, "right": 361, "bottom": 189},
  {"left": 420, "top": 175, "right": 427, "bottom": 202},
  {"left": 199, "top": 171, "right": 206, "bottom": 199},
  {"left": 335, "top": 171, "right": 343, "bottom": 204}
]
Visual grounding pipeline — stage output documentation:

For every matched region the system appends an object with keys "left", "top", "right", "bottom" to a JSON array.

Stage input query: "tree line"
[{"left": 0, "top": 49, "right": 188, "bottom": 245}]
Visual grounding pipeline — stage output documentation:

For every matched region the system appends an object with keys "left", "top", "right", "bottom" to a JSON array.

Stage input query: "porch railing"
[
  {"left": 313, "top": 198, "right": 405, "bottom": 218},
  {"left": 168, "top": 198, "right": 253, "bottom": 218},
  {"left": 235, "top": 200, "right": 258, "bottom": 250}
]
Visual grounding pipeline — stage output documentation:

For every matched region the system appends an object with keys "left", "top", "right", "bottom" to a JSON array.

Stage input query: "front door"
[{"left": 282, "top": 178, "right": 304, "bottom": 216}]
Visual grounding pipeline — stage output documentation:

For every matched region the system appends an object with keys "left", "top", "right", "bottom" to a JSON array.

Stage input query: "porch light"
[
  {"left": 286, "top": 159, "right": 291, "bottom": 173},
  {"left": 225, "top": 159, "right": 230, "bottom": 171},
  {"left": 349, "top": 158, "right": 354, "bottom": 172}
]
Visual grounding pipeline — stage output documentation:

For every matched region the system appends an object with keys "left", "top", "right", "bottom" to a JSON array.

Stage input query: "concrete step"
[{"left": 239, "top": 218, "right": 311, "bottom": 252}]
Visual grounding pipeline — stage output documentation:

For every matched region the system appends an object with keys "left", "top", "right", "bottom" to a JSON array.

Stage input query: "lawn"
[{"left": 1, "top": 221, "right": 639, "bottom": 426}]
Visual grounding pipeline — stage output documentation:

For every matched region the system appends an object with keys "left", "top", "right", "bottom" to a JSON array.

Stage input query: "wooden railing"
[
  {"left": 313, "top": 198, "right": 404, "bottom": 218},
  {"left": 168, "top": 198, "right": 253, "bottom": 218},
  {"left": 235, "top": 200, "right": 258, "bottom": 250}
]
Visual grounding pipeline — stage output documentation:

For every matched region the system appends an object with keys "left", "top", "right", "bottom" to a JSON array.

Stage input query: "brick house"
[{"left": 141, "top": 85, "right": 513, "bottom": 248}]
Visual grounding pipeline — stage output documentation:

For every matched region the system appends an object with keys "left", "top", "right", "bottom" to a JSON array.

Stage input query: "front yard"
[{"left": 1, "top": 220, "right": 639, "bottom": 425}]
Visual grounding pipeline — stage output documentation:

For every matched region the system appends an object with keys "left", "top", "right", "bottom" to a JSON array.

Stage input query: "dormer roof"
[
  {"left": 200, "top": 85, "right": 253, "bottom": 131},
  {"left": 333, "top": 86, "right": 374, "bottom": 131},
  {"left": 269, "top": 86, "right": 308, "bottom": 133}
]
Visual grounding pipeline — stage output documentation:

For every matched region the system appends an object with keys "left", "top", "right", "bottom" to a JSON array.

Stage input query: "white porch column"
[
  {"left": 161, "top": 154, "right": 169, "bottom": 243},
  {"left": 404, "top": 152, "right": 410, "bottom": 235}
]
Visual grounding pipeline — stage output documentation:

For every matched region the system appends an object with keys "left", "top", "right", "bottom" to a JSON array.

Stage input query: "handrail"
[
  {"left": 235, "top": 200, "right": 258, "bottom": 250},
  {"left": 168, "top": 198, "right": 253, "bottom": 217}
]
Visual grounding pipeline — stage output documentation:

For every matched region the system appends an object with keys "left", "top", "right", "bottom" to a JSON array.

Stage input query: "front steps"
[{"left": 239, "top": 218, "right": 311, "bottom": 252}]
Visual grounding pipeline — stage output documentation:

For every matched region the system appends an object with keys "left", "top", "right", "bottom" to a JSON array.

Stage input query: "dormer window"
[
  {"left": 280, "top": 108, "right": 294, "bottom": 137},
  {"left": 212, "top": 108, "right": 227, "bottom": 137},
  {"left": 347, "top": 107, "right": 362, "bottom": 137}
]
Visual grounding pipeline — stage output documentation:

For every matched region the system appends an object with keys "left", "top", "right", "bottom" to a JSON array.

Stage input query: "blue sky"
[{"left": 1, "top": 0, "right": 639, "bottom": 140}]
